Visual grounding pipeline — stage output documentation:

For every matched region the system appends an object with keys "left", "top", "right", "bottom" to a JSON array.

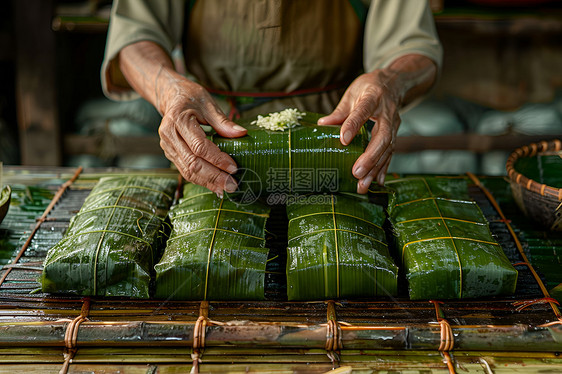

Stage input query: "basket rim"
[{"left": 506, "top": 139, "right": 562, "bottom": 201}]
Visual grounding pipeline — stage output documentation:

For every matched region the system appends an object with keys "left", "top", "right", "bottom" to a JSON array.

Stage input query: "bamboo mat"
[{"left": 1, "top": 167, "right": 562, "bottom": 374}]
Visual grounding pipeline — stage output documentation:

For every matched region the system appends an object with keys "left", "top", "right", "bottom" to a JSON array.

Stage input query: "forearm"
[
  {"left": 118, "top": 41, "right": 178, "bottom": 114},
  {"left": 118, "top": 41, "right": 245, "bottom": 196},
  {"left": 372, "top": 54, "right": 438, "bottom": 109}
]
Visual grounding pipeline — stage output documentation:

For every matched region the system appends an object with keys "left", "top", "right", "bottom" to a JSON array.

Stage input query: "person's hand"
[
  {"left": 318, "top": 70, "right": 401, "bottom": 194},
  {"left": 118, "top": 42, "right": 248, "bottom": 197},
  {"left": 157, "top": 71, "right": 247, "bottom": 197}
]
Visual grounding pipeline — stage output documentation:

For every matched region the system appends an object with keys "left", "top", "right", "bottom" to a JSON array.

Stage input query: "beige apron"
[
  {"left": 184, "top": 0, "right": 364, "bottom": 118},
  {"left": 102, "top": 0, "right": 442, "bottom": 117}
]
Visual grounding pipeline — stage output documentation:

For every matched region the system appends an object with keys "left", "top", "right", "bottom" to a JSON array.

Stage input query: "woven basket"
[
  {"left": 0, "top": 185, "right": 10, "bottom": 225},
  {"left": 506, "top": 139, "right": 562, "bottom": 231}
]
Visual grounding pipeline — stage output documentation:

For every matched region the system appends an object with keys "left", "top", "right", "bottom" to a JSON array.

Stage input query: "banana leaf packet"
[
  {"left": 155, "top": 183, "right": 270, "bottom": 300},
  {"left": 286, "top": 193, "right": 398, "bottom": 301},
  {"left": 42, "top": 176, "right": 178, "bottom": 298},
  {"left": 212, "top": 112, "right": 368, "bottom": 195},
  {"left": 387, "top": 177, "right": 518, "bottom": 300}
]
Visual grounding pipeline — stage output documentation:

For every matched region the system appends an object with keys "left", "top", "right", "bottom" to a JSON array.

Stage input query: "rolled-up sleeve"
[
  {"left": 101, "top": 0, "right": 185, "bottom": 101},
  {"left": 364, "top": 0, "right": 442, "bottom": 73}
]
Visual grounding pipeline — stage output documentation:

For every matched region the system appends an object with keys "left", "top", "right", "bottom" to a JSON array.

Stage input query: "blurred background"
[{"left": 1, "top": 0, "right": 562, "bottom": 175}]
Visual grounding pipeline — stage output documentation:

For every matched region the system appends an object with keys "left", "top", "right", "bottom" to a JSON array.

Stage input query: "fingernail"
[
  {"left": 233, "top": 125, "right": 246, "bottom": 132},
  {"left": 216, "top": 192, "right": 224, "bottom": 199},
  {"left": 360, "top": 175, "right": 373, "bottom": 188},
  {"left": 378, "top": 174, "right": 386, "bottom": 186},
  {"left": 226, "top": 164, "right": 237, "bottom": 174},
  {"left": 354, "top": 166, "right": 366, "bottom": 178},
  {"left": 317, "top": 118, "right": 325, "bottom": 125},
  {"left": 224, "top": 178, "right": 238, "bottom": 193},
  {"left": 343, "top": 131, "right": 352, "bottom": 145}
]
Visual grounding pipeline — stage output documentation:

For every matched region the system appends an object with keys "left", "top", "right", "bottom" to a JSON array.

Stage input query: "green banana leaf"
[
  {"left": 41, "top": 176, "right": 177, "bottom": 298},
  {"left": 286, "top": 193, "right": 398, "bottom": 301},
  {"left": 155, "top": 183, "right": 270, "bottom": 300},
  {"left": 387, "top": 177, "right": 518, "bottom": 300},
  {"left": 213, "top": 112, "right": 367, "bottom": 196},
  {"left": 514, "top": 151, "right": 562, "bottom": 188},
  {"left": 550, "top": 283, "right": 562, "bottom": 304}
]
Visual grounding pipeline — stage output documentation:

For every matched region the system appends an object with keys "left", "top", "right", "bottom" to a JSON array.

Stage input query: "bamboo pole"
[
  {"left": 1, "top": 346, "right": 561, "bottom": 362},
  {"left": 1, "top": 349, "right": 561, "bottom": 373},
  {"left": 0, "top": 297, "right": 557, "bottom": 325},
  {"left": 0, "top": 320, "right": 560, "bottom": 352}
]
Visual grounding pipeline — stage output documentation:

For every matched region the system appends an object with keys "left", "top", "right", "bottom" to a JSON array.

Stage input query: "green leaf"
[
  {"left": 286, "top": 193, "right": 398, "bottom": 301},
  {"left": 213, "top": 112, "right": 367, "bottom": 195},
  {"left": 387, "top": 177, "right": 518, "bottom": 300},
  {"left": 41, "top": 176, "right": 177, "bottom": 298},
  {"left": 155, "top": 183, "right": 270, "bottom": 300},
  {"left": 514, "top": 152, "right": 562, "bottom": 188},
  {"left": 550, "top": 283, "right": 562, "bottom": 304}
]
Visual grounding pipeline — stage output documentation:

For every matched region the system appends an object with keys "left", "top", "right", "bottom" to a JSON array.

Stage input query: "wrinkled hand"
[
  {"left": 157, "top": 73, "right": 247, "bottom": 197},
  {"left": 318, "top": 70, "right": 401, "bottom": 194}
]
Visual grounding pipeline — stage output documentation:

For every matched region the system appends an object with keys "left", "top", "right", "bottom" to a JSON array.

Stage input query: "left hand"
[{"left": 318, "top": 70, "right": 402, "bottom": 194}]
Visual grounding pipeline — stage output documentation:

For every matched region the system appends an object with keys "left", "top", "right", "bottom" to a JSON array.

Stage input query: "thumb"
[
  {"left": 205, "top": 106, "right": 247, "bottom": 138},
  {"left": 318, "top": 102, "right": 351, "bottom": 126}
]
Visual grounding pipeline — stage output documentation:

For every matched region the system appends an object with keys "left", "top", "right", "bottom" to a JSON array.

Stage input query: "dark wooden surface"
[{"left": 15, "top": 0, "right": 61, "bottom": 166}]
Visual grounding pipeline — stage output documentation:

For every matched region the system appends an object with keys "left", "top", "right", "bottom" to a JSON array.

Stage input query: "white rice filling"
[{"left": 250, "top": 108, "right": 306, "bottom": 131}]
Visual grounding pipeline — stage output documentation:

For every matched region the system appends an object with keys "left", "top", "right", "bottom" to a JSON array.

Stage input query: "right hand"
[
  {"left": 157, "top": 71, "right": 247, "bottom": 197},
  {"left": 117, "top": 41, "right": 247, "bottom": 196}
]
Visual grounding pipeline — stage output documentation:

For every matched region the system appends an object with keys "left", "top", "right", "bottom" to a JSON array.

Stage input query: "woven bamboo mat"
[{"left": 1, "top": 167, "right": 561, "bottom": 374}]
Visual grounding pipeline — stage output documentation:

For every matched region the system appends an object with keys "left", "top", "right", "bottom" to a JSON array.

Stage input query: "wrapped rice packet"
[
  {"left": 286, "top": 194, "right": 398, "bottom": 300},
  {"left": 387, "top": 177, "right": 518, "bottom": 300},
  {"left": 213, "top": 112, "right": 368, "bottom": 195},
  {"left": 42, "top": 175, "right": 178, "bottom": 298},
  {"left": 155, "top": 184, "right": 270, "bottom": 300}
]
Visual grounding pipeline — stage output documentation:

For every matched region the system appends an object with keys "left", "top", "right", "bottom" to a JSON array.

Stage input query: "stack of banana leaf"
[
  {"left": 387, "top": 176, "right": 518, "bottom": 300},
  {"left": 155, "top": 183, "right": 270, "bottom": 300},
  {"left": 514, "top": 149, "right": 562, "bottom": 188},
  {"left": 286, "top": 193, "right": 398, "bottom": 300},
  {"left": 213, "top": 112, "right": 367, "bottom": 194},
  {"left": 41, "top": 176, "right": 177, "bottom": 298}
]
